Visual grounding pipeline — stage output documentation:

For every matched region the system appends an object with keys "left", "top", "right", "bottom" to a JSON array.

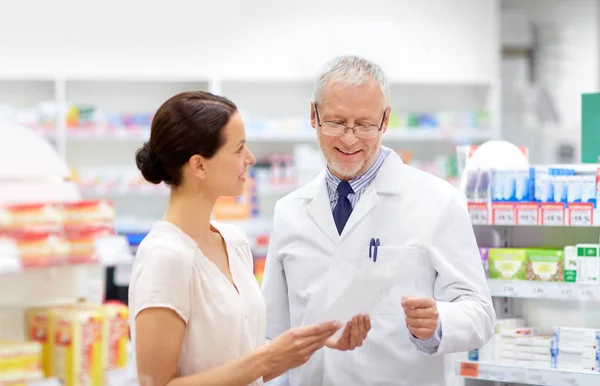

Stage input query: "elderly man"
[{"left": 261, "top": 55, "right": 495, "bottom": 386}]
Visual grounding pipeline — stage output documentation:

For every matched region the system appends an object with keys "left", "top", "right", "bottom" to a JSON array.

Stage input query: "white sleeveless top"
[{"left": 129, "top": 220, "right": 266, "bottom": 385}]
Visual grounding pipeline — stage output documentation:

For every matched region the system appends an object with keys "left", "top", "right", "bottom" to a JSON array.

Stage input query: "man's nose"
[{"left": 340, "top": 128, "right": 359, "bottom": 146}]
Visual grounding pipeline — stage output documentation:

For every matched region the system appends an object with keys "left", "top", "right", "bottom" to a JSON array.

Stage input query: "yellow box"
[
  {"left": 52, "top": 305, "right": 104, "bottom": 386},
  {"left": 102, "top": 302, "right": 129, "bottom": 370},
  {"left": 0, "top": 341, "right": 42, "bottom": 383},
  {"left": 25, "top": 307, "right": 60, "bottom": 378}
]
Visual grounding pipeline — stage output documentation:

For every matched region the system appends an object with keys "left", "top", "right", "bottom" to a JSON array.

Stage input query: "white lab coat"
[{"left": 261, "top": 150, "right": 495, "bottom": 386}]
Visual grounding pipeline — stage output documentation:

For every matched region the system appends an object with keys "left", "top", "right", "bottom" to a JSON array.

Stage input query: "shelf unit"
[
  {"left": 0, "top": 74, "right": 502, "bottom": 239},
  {"left": 462, "top": 219, "right": 600, "bottom": 386},
  {"left": 456, "top": 361, "right": 599, "bottom": 385}
]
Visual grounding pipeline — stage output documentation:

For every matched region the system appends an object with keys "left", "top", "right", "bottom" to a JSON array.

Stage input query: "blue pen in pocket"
[{"left": 369, "top": 238, "right": 380, "bottom": 262}]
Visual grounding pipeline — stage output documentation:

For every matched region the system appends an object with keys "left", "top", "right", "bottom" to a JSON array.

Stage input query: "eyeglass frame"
[{"left": 313, "top": 103, "right": 387, "bottom": 138}]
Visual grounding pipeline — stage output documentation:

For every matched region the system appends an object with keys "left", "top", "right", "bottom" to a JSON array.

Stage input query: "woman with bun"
[{"left": 129, "top": 91, "right": 344, "bottom": 386}]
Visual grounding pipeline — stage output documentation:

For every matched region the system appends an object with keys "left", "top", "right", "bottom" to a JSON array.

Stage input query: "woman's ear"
[{"left": 188, "top": 154, "right": 207, "bottom": 180}]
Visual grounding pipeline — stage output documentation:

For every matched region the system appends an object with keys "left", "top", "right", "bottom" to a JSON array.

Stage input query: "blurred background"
[{"left": 0, "top": 0, "right": 599, "bottom": 385}]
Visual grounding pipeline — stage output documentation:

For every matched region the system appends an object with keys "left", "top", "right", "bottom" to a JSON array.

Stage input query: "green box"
[
  {"left": 525, "top": 248, "right": 564, "bottom": 282},
  {"left": 488, "top": 248, "right": 527, "bottom": 280},
  {"left": 564, "top": 246, "right": 578, "bottom": 282},
  {"left": 576, "top": 244, "right": 600, "bottom": 283}
]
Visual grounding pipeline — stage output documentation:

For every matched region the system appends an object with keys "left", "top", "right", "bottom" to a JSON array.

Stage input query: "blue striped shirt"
[{"left": 325, "top": 146, "right": 391, "bottom": 211}]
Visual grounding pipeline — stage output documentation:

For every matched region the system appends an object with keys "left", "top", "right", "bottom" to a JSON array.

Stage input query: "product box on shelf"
[
  {"left": 525, "top": 249, "right": 565, "bottom": 282},
  {"left": 564, "top": 246, "right": 578, "bottom": 282},
  {"left": 479, "top": 248, "right": 489, "bottom": 277},
  {"left": 488, "top": 248, "right": 527, "bottom": 280},
  {"left": 102, "top": 301, "right": 129, "bottom": 371},
  {"left": 0, "top": 200, "right": 117, "bottom": 270},
  {"left": 25, "top": 306, "right": 63, "bottom": 378},
  {"left": 52, "top": 304, "right": 105, "bottom": 386},
  {"left": 467, "top": 162, "right": 600, "bottom": 226},
  {"left": 576, "top": 244, "right": 600, "bottom": 284},
  {"left": 551, "top": 326, "right": 600, "bottom": 372},
  {"left": 0, "top": 341, "right": 43, "bottom": 383},
  {"left": 24, "top": 302, "right": 130, "bottom": 383}
]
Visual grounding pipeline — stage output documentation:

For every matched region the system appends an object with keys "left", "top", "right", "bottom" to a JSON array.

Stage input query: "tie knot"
[{"left": 337, "top": 180, "right": 353, "bottom": 198}]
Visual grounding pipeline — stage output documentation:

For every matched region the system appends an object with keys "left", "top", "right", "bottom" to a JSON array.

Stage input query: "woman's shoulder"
[
  {"left": 211, "top": 221, "right": 251, "bottom": 246},
  {"left": 135, "top": 221, "right": 196, "bottom": 265}
]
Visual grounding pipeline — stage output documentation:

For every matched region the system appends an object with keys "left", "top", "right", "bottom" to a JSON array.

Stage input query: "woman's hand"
[
  {"left": 325, "top": 314, "right": 371, "bottom": 351},
  {"left": 263, "top": 321, "right": 341, "bottom": 377}
]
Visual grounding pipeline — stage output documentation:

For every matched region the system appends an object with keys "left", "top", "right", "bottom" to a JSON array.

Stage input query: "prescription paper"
[{"left": 323, "top": 258, "right": 413, "bottom": 326}]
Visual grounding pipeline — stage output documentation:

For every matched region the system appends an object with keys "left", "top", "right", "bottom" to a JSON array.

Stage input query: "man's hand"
[
  {"left": 325, "top": 314, "right": 371, "bottom": 351},
  {"left": 401, "top": 296, "right": 439, "bottom": 340}
]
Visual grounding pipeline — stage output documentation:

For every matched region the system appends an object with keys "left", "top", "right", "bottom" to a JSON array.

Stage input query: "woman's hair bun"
[{"left": 136, "top": 142, "right": 166, "bottom": 184}]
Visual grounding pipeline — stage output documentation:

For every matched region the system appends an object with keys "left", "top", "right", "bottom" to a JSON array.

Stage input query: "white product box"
[
  {"left": 553, "top": 326, "right": 600, "bottom": 351},
  {"left": 551, "top": 348, "right": 599, "bottom": 372}
]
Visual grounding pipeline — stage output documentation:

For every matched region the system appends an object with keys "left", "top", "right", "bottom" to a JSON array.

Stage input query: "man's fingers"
[
  {"left": 349, "top": 316, "right": 361, "bottom": 348},
  {"left": 405, "top": 316, "right": 438, "bottom": 329},
  {"left": 404, "top": 307, "right": 438, "bottom": 319},
  {"left": 402, "top": 296, "right": 436, "bottom": 309},
  {"left": 364, "top": 315, "right": 371, "bottom": 335}
]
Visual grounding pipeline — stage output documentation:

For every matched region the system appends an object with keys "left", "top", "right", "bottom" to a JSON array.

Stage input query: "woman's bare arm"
[
  {"left": 135, "top": 307, "right": 340, "bottom": 386},
  {"left": 136, "top": 308, "right": 268, "bottom": 386}
]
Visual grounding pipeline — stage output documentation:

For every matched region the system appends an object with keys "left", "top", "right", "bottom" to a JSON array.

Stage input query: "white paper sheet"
[
  {"left": 323, "top": 257, "right": 412, "bottom": 326},
  {"left": 323, "top": 270, "right": 394, "bottom": 325}
]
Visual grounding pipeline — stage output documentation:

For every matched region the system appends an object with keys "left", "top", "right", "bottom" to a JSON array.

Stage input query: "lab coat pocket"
[{"left": 367, "top": 246, "right": 422, "bottom": 315}]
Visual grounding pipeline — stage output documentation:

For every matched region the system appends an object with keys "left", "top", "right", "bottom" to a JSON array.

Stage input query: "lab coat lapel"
[
  {"left": 339, "top": 183, "right": 378, "bottom": 239},
  {"left": 306, "top": 174, "right": 339, "bottom": 245},
  {"left": 339, "top": 150, "right": 404, "bottom": 239}
]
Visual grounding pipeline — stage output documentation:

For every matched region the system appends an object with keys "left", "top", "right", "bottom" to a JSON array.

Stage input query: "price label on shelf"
[
  {"left": 559, "top": 371, "right": 581, "bottom": 386},
  {"left": 559, "top": 285, "right": 576, "bottom": 299},
  {"left": 532, "top": 286, "right": 548, "bottom": 298},
  {"left": 507, "top": 369, "right": 528, "bottom": 383},
  {"left": 468, "top": 203, "right": 489, "bottom": 225},
  {"left": 517, "top": 204, "right": 539, "bottom": 225},
  {"left": 580, "top": 287, "right": 595, "bottom": 300},
  {"left": 569, "top": 203, "right": 594, "bottom": 226},
  {"left": 503, "top": 284, "right": 518, "bottom": 297},
  {"left": 542, "top": 204, "right": 565, "bottom": 226},
  {"left": 526, "top": 368, "right": 549, "bottom": 385},
  {"left": 492, "top": 204, "right": 516, "bottom": 225},
  {"left": 458, "top": 362, "right": 479, "bottom": 378}
]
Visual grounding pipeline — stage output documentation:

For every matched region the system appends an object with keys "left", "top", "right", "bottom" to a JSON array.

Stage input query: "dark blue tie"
[{"left": 333, "top": 180, "right": 353, "bottom": 235}]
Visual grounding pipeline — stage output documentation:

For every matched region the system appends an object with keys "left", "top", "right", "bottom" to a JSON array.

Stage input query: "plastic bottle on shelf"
[{"left": 567, "top": 169, "right": 582, "bottom": 204}]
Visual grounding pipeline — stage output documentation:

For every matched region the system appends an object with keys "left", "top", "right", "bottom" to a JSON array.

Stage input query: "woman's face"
[{"left": 202, "top": 112, "right": 256, "bottom": 197}]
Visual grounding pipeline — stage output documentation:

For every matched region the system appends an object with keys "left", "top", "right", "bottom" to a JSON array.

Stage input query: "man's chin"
[{"left": 330, "top": 164, "right": 364, "bottom": 180}]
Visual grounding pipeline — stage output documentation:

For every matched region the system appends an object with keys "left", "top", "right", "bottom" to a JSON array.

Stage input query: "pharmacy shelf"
[
  {"left": 246, "top": 129, "right": 494, "bottom": 142},
  {"left": 456, "top": 361, "right": 600, "bottom": 385},
  {"left": 47, "top": 128, "right": 495, "bottom": 143},
  {"left": 488, "top": 280, "right": 600, "bottom": 301}
]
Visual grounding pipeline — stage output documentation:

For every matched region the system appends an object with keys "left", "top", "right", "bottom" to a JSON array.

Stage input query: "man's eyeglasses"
[{"left": 314, "top": 103, "right": 386, "bottom": 139}]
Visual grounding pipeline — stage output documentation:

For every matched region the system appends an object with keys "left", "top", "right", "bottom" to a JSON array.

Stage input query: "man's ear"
[
  {"left": 310, "top": 102, "right": 317, "bottom": 129},
  {"left": 382, "top": 106, "right": 392, "bottom": 134}
]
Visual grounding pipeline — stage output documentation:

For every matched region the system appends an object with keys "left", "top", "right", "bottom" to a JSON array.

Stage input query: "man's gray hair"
[{"left": 313, "top": 55, "right": 390, "bottom": 105}]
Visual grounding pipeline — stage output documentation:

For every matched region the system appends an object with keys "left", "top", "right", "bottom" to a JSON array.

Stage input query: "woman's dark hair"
[{"left": 135, "top": 91, "right": 237, "bottom": 186}]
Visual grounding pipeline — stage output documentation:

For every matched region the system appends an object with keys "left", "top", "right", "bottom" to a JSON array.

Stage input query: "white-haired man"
[{"left": 261, "top": 55, "right": 495, "bottom": 385}]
